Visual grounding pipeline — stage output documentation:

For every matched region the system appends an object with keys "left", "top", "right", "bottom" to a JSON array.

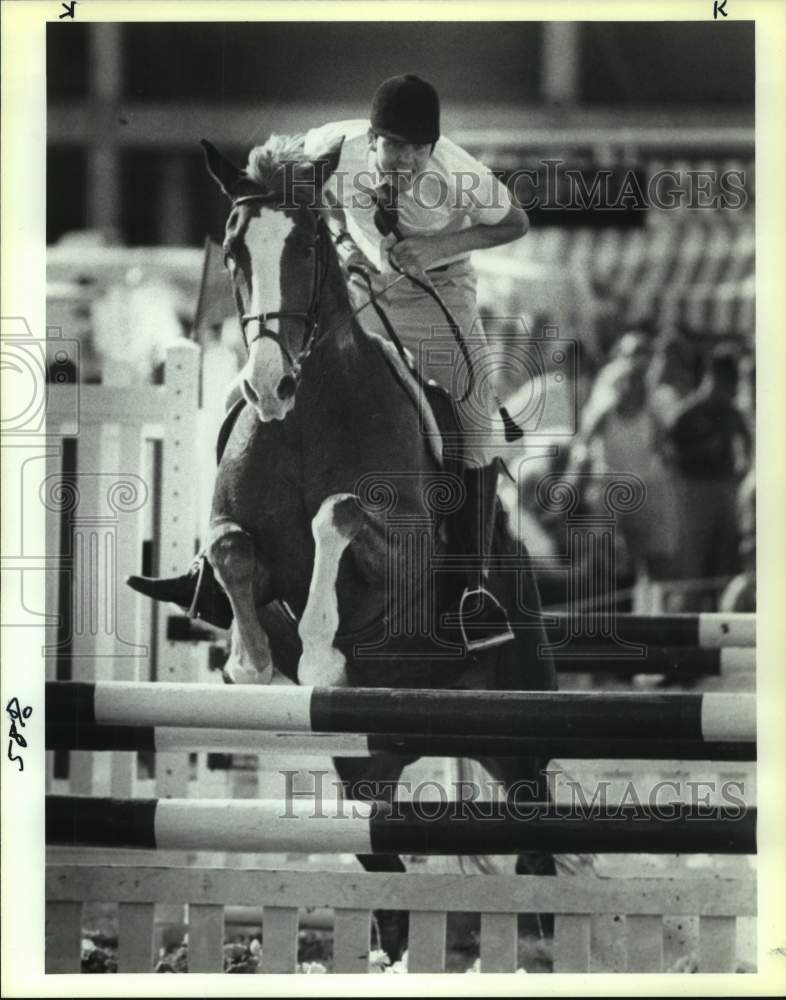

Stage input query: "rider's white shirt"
[{"left": 303, "top": 119, "right": 513, "bottom": 269}]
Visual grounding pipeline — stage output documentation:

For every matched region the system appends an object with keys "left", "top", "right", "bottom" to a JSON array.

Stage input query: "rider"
[{"left": 128, "top": 73, "right": 530, "bottom": 652}]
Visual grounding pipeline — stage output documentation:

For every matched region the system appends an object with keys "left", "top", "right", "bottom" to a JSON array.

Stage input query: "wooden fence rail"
[{"left": 46, "top": 865, "right": 756, "bottom": 974}]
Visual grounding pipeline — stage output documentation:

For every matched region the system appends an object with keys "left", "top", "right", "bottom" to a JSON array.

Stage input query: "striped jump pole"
[
  {"left": 46, "top": 796, "right": 756, "bottom": 855},
  {"left": 544, "top": 613, "right": 755, "bottom": 648},
  {"left": 47, "top": 681, "right": 756, "bottom": 744},
  {"left": 552, "top": 646, "right": 754, "bottom": 675},
  {"left": 44, "top": 722, "right": 756, "bottom": 761}
]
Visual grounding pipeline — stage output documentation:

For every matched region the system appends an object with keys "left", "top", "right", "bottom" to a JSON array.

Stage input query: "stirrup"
[
  {"left": 458, "top": 586, "right": 515, "bottom": 653},
  {"left": 186, "top": 556, "right": 234, "bottom": 630}
]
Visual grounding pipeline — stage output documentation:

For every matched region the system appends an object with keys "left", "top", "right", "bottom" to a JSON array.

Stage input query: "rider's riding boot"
[
  {"left": 126, "top": 555, "right": 233, "bottom": 630},
  {"left": 454, "top": 461, "right": 514, "bottom": 653},
  {"left": 125, "top": 400, "right": 244, "bottom": 632}
]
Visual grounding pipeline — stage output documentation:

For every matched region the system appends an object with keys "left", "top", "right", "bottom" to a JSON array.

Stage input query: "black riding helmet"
[{"left": 369, "top": 74, "right": 440, "bottom": 145}]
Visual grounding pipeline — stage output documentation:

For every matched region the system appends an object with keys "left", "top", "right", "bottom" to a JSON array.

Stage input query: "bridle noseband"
[{"left": 227, "top": 193, "right": 330, "bottom": 372}]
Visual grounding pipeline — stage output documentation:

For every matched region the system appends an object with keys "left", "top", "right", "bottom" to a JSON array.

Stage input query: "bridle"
[
  {"left": 224, "top": 190, "right": 407, "bottom": 373},
  {"left": 226, "top": 193, "right": 330, "bottom": 371}
]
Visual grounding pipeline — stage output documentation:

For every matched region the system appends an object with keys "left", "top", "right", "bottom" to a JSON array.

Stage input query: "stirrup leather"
[{"left": 185, "top": 556, "right": 209, "bottom": 620}]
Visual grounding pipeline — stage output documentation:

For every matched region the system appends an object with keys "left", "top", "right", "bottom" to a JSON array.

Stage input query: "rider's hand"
[
  {"left": 332, "top": 229, "right": 377, "bottom": 274},
  {"left": 386, "top": 234, "right": 444, "bottom": 279},
  {"left": 343, "top": 246, "right": 380, "bottom": 284}
]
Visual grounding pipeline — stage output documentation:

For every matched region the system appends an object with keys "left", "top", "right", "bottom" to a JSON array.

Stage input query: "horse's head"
[{"left": 202, "top": 134, "right": 343, "bottom": 421}]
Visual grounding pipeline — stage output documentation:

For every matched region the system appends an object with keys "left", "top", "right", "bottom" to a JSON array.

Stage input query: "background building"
[{"left": 47, "top": 21, "right": 753, "bottom": 245}]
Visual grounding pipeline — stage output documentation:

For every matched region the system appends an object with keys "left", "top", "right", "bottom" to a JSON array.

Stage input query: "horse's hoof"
[{"left": 223, "top": 660, "right": 273, "bottom": 685}]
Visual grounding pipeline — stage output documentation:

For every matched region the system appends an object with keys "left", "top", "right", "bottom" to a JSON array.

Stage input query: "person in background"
[
  {"left": 512, "top": 429, "right": 630, "bottom": 612},
  {"left": 646, "top": 332, "right": 696, "bottom": 425},
  {"left": 661, "top": 348, "right": 753, "bottom": 610},
  {"left": 570, "top": 331, "right": 681, "bottom": 599},
  {"left": 719, "top": 464, "right": 755, "bottom": 612}
]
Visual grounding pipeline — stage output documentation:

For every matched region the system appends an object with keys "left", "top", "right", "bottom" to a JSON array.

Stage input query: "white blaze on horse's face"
[{"left": 240, "top": 207, "right": 297, "bottom": 422}]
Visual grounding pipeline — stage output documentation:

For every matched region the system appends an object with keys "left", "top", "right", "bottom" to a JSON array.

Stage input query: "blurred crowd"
[{"left": 509, "top": 325, "right": 755, "bottom": 614}]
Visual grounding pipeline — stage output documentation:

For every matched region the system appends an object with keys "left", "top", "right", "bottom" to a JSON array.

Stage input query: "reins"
[
  {"left": 386, "top": 256, "right": 475, "bottom": 404},
  {"left": 370, "top": 207, "right": 523, "bottom": 440}
]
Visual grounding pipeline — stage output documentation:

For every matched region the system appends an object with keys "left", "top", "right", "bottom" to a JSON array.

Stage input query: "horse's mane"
[{"left": 245, "top": 133, "right": 308, "bottom": 199}]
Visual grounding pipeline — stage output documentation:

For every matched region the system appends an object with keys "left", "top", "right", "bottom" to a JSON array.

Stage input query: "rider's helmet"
[{"left": 370, "top": 74, "right": 441, "bottom": 145}]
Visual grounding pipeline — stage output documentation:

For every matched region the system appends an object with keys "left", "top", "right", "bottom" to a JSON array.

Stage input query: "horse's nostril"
[
  {"left": 242, "top": 378, "right": 260, "bottom": 405},
  {"left": 277, "top": 375, "right": 297, "bottom": 400}
]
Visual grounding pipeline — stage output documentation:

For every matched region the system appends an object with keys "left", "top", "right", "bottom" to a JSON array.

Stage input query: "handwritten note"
[{"left": 6, "top": 697, "right": 33, "bottom": 772}]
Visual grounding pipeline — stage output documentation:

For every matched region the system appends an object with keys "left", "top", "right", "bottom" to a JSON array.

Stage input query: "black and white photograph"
[{"left": 2, "top": 1, "right": 785, "bottom": 994}]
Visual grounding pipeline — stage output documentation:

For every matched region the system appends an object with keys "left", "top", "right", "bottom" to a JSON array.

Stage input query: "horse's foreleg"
[
  {"left": 208, "top": 520, "right": 273, "bottom": 684},
  {"left": 221, "top": 622, "right": 269, "bottom": 685},
  {"left": 298, "top": 494, "right": 364, "bottom": 687}
]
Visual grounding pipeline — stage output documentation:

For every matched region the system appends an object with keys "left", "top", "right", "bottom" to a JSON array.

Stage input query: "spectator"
[
  {"left": 510, "top": 430, "right": 630, "bottom": 612},
  {"left": 720, "top": 465, "right": 755, "bottom": 612},
  {"left": 572, "top": 331, "right": 681, "bottom": 593},
  {"left": 660, "top": 349, "right": 753, "bottom": 609},
  {"left": 646, "top": 332, "right": 696, "bottom": 424}
]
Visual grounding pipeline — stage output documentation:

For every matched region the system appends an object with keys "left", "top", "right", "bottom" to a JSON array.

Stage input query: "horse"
[{"left": 200, "top": 134, "right": 558, "bottom": 960}]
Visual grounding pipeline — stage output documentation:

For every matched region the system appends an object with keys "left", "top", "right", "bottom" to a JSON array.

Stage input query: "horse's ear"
[
  {"left": 310, "top": 135, "right": 345, "bottom": 188},
  {"left": 201, "top": 139, "right": 244, "bottom": 199}
]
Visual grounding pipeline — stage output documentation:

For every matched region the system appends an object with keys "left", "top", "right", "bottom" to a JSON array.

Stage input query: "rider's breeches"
[{"left": 348, "top": 260, "right": 507, "bottom": 467}]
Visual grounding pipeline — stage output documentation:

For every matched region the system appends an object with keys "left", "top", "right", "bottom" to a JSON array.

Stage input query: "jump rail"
[
  {"left": 550, "top": 646, "right": 754, "bottom": 675},
  {"left": 46, "top": 864, "right": 756, "bottom": 974},
  {"left": 544, "top": 612, "right": 755, "bottom": 648},
  {"left": 44, "top": 722, "right": 756, "bottom": 760},
  {"left": 46, "top": 796, "right": 756, "bottom": 855},
  {"left": 47, "top": 682, "right": 756, "bottom": 743}
]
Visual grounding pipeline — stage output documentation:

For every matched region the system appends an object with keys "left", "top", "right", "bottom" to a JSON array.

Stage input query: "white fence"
[{"left": 45, "top": 340, "right": 212, "bottom": 799}]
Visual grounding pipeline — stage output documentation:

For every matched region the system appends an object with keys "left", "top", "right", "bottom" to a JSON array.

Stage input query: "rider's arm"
[
  {"left": 389, "top": 203, "right": 528, "bottom": 273},
  {"left": 434, "top": 202, "right": 529, "bottom": 256}
]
